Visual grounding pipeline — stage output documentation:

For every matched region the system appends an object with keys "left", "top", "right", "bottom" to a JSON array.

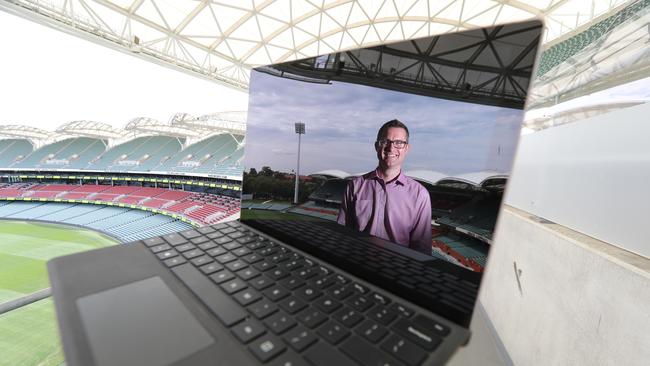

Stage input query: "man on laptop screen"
[{"left": 337, "top": 119, "right": 432, "bottom": 254}]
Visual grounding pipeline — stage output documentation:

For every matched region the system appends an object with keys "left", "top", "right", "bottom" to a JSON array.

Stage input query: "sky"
[
  {"left": 0, "top": 11, "right": 249, "bottom": 131},
  {"left": 245, "top": 70, "right": 525, "bottom": 176}
]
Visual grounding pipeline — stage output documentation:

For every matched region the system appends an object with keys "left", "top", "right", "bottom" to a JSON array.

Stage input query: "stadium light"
[{"left": 294, "top": 122, "right": 305, "bottom": 204}]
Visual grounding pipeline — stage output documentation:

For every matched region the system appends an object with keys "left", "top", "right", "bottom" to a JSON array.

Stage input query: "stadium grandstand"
[{"left": 0, "top": 112, "right": 246, "bottom": 242}]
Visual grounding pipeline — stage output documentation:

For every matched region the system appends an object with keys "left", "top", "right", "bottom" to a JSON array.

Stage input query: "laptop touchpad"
[{"left": 77, "top": 276, "right": 214, "bottom": 366}]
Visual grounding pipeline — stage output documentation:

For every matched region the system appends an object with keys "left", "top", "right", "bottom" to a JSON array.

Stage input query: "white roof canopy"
[{"left": 0, "top": 0, "right": 630, "bottom": 91}]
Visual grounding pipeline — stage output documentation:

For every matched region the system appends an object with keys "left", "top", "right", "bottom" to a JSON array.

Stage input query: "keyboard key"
[
  {"left": 296, "top": 286, "right": 322, "bottom": 301},
  {"left": 223, "top": 242, "right": 242, "bottom": 250},
  {"left": 233, "top": 289, "right": 262, "bottom": 306},
  {"left": 283, "top": 325, "right": 317, "bottom": 352},
  {"left": 226, "top": 260, "right": 248, "bottom": 272},
  {"left": 278, "top": 296, "right": 308, "bottom": 314},
  {"left": 333, "top": 307, "right": 364, "bottom": 328},
  {"left": 329, "top": 285, "right": 354, "bottom": 301},
  {"left": 216, "top": 253, "right": 237, "bottom": 264},
  {"left": 297, "top": 308, "right": 328, "bottom": 329},
  {"left": 278, "top": 277, "right": 305, "bottom": 291},
  {"left": 295, "top": 267, "right": 318, "bottom": 280},
  {"left": 143, "top": 236, "right": 164, "bottom": 247},
  {"left": 280, "top": 259, "right": 303, "bottom": 271},
  {"left": 179, "top": 229, "right": 202, "bottom": 239},
  {"left": 215, "top": 237, "right": 233, "bottom": 245},
  {"left": 392, "top": 318, "right": 442, "bottom": 351},
  {"left": 156, "top": 249, "right": 178, "bottom": 260},
  {"left": 249, "top": 335, "right": 286, "bottom": 363},
  {"left": 207, "top": 247, "right": 228, "bottom": 257},
  {"left": 413, "top": 314, "right": 450, "bottom": 337},
  {"left": 253, "top": 260, "right": 275, "bottom": 272},
  {"left": 264, "top": 286, "right": 290, "bottom": 302},
  {"left": 183, "top": 249, "right": 204, "bottom": 259},
  {"left": 190, "top": 255, "right": 213, "bottom": 267},
  {"left": 220, "top": 278, "right": 247, "bottom": 294},
  {"left": 380, "top": 334, "right": 427, "bottom": 366},
  {"left": 237, "top": 268, "right": 260, "bottom": 281},
  {"left": 341, "top": 335, "right": 405, "bottom": 366},
  {"left": 388, "top": 303, "right": 414, "bottom": 318},
  {"left": 248, "top": 299, "right": 278, "bottom": 319},
  {"left": 267, "top": 268, "right": 290, "bottom": 280},
  {"left": 207, "top": 231, "right": 224, "bottom": 239},
  {"left": 150, "top": 243, "right": 171, "bottom": 253},
  {"left": 190, "top": 236, "right": 209, "bottom": 245},
  {"left": 264, "top": 311, "right": 297, "bottom": 334},
  {"left": 172, "top": 264, "right": 246, "bottom": 327},
  {"left": 250, "top": 276, "right": 274, "bottom": 290},
  {"left": 175, "top": 243, "right": 196, "bottom": 253},
  {"left": 356, "top": 319, "right": 388, "bottom": 344},
  {"left": 199, "top": 262, "right": 223, "bottom": 275},
  {"left": 317, "top": 320, "right": 350, "bottom": 345},
  {"left": 310, "top": 275, "right": 336, "bottom": 290},
  {"left": 304, "top": 342, "right": 357, "bottom": 366},
  {"left": 314, "top": 296, "right": 342, "bottom": 314},
  {"left": 233, "top": 247, "right": 252, "bottom": 256},
  {"left": 242, "top": 253, "right": 263, "bottom": 264},
  {"left": 371, "top": 292, "right": 391, "bottom": 305},
  {"left": 347, "top": 294, "right": 374, "bottom": 312},
  {"left": 162, "top": 233, "right": 186, "bottom": 246},
  {"left": 163, "top": 256, "right": 186, "bottom": 268},
  {"left": 232, "top": 319, "right": 266, "bottom": 343},
  {"left": 210, "top": 270, "right": 234, "bottom": 284},
  {"left": 369, "top": 307, "right": 398, "bottom": 325},
  {"left": 196, "top": 225, "right": 215, "bottom": 234},
  {"left": 198, "top": 242, "right": 218, "bottom": 251},
  {"left": 228, "top": 231, "right": 245, "bottom": 240}
]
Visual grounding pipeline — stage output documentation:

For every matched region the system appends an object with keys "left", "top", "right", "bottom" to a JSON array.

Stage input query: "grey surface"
[
  {"left": 77, "top": 276, "right": 215, "bottom": 366},
  {"left": 448, "top": 301, "right": 512, "bottom": 366}
]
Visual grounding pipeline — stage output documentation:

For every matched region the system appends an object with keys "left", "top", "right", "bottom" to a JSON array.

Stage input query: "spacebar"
[{"left": 172, "top": 264, "right": 246, "bottom": 327}]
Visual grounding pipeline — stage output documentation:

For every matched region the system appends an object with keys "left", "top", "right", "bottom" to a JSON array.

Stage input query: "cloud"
[{"left": 246, "top": 70, "right": 525, "bottom": 175}]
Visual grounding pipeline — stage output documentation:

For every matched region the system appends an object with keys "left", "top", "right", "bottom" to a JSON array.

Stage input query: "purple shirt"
[{"left": 337, "top": 169, "right": 432, "bottom": 254}]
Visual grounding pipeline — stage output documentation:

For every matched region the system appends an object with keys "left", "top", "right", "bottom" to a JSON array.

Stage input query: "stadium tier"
[
  {"left": 0, "top": 139, "right": 33, "bottom": 166},
  {"left": 1, "top": 133, "right": 244, "bottom": 177},
  {"left": 12, "top": 137, "right": 106, "bottom": 169},
  {"left": 91, "top": 136, "right": 183, "bottom": 172},
  {"left": 0, "top": 201, "right": 192, "bottom": 242},
  {"left": 0, "top": 183, "right": 239, "bottom": 226}
]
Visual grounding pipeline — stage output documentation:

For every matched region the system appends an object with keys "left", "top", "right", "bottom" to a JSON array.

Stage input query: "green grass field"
[{"left": 0, "top": 220, "right": 117, "bottom": 366}]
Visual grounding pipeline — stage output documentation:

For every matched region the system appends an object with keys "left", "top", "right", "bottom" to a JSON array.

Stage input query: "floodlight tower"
[{"left": 294, "top": 122, "right": 305, "bottom": 204}]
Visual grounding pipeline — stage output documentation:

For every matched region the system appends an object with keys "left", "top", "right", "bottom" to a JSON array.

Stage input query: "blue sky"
[{"left": 245, "top": 70, "right": 525, "bottom": 176}]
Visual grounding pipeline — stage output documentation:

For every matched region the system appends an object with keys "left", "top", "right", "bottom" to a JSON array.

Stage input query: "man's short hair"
[{"left": 376, "top": 119, "right": 410, "bottom": 142}]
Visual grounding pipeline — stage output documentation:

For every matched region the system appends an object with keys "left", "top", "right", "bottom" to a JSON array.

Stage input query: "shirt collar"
[{"left": 371, "top": 168, "right": 407, "bottom": 186}]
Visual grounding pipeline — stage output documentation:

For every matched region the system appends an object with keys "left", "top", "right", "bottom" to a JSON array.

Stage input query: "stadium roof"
[
  {"left": 56, "top": 120, "right": 125, "bottom": 139},
  {"left": 0, "top": 124, "right": 51, "bottom": 147},
  {"left": 124, "top": 117, "right": 202, "bottom": 137},
  {"left": 173, "top": 111, "right": 246, "bottom": 135},
  {"left": 0, "top": 0, "right": 630, "bottom": 91},
  {"left": 310, "top": 169, "right": 351, "bottom": 179},
  {"left": 406, "top": 170, "right": 447, "bottom": 185}
]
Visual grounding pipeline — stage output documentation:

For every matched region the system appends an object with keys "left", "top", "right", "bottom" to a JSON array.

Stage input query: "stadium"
[{"left": 1, "top": 1, "right": 649, "bottom": 366}]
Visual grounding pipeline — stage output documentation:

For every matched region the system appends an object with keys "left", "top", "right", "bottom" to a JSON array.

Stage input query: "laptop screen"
[{"left": 242, "top": 21, "right": 542, "bottom": 326}]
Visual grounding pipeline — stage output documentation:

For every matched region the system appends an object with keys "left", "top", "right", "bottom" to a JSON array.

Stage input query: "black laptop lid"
[{"left": 241, "top": 21, "right": 542, "bottom": 326}]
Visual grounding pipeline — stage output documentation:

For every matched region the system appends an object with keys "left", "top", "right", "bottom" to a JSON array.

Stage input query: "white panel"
[{"left": 506, "top": 102, "right": 650, "bottom": 258}]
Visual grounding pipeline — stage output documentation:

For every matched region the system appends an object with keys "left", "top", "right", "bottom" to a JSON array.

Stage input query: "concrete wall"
[{"left": 480, "top": 205, "right": 650, "bottom": 365}]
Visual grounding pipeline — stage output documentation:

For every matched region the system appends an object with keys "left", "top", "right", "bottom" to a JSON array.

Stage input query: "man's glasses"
[{"left": 377, "top": 139, "right": 408, "bottom": 149}]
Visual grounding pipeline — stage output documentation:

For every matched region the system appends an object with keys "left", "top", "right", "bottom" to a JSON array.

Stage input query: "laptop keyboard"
[{"left": 142, "top": 221, "right": 452, "bottom": 366}]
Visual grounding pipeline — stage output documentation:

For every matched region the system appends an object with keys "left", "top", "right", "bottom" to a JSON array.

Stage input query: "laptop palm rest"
[{"left": 77, "top": 276, "right": 214, "bottom": 366}]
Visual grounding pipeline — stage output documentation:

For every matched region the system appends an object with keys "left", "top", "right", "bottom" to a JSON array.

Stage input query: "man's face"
[{"left": 376, "top": 127, "right": 409, "bottom": 171}]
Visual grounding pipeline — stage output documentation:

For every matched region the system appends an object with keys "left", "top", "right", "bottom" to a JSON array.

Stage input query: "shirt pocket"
[{"left": 354, "top": 199, "right": 374, "bottom": 230}]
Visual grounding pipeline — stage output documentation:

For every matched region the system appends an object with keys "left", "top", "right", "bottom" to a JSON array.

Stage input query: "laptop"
[{"left": 48, "top": 20, "right": 542, "bottom": 366}]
